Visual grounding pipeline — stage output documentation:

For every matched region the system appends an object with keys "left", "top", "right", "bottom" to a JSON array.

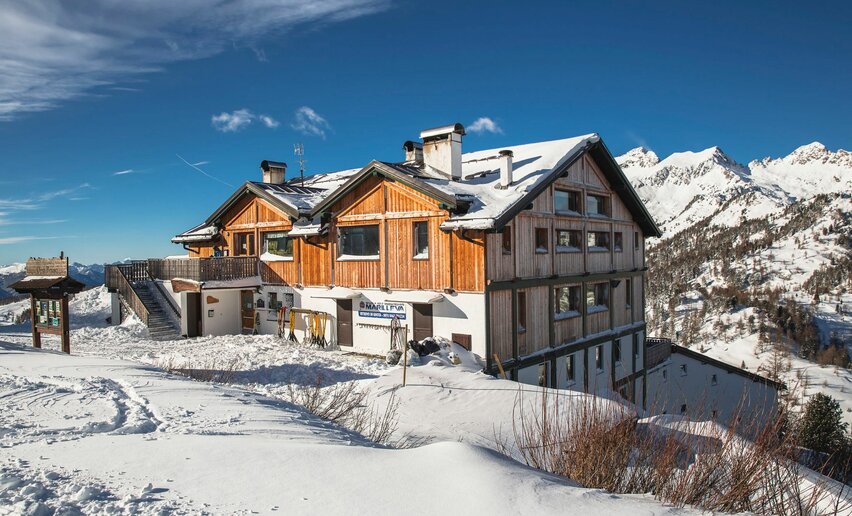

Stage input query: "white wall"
[
  {"left": 645, "top": 352, "right": 779, "bottom": 430},
  {"left": 201, "top": 289, "right": 241, "bottom": 336}
]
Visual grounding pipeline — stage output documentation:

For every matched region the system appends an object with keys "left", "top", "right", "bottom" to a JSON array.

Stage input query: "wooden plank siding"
[{"left": 485, "top": 149, "right": 648, "bottom": 371}]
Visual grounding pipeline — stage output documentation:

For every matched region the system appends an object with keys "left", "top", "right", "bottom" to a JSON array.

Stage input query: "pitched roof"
[{"left": 173, "top": 133, "right": 662, "bottom": 243}]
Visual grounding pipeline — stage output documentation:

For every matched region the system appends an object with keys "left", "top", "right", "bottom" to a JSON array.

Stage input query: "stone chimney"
[
  {"left": 260, "top": 160, "right": 287, "bottom": 184},
  {"left": 498, "top": 150, "right": 514, "bottom": 188},
  {"left": 402, "top": 140, "right": 423, "bottom": 165},
  {"left": 420, "top": 123, "right": 465, "bottom": 181}
]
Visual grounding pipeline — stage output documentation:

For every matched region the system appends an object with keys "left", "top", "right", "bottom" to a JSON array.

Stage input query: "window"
[
  {"left": 502, "top": 227, "right": 512, "bottom": 255},
  {"left": 517, "top": 291, "right": 527, "bottom": 333},
  {"left": 595, "top": 345, "right": 604, "bottom": 371},
  {"left": 413, "top": 221, "right": 429, "bottom": 259},
  {"left": 263, "top": 232, "right": 293, "bottom": 258},
  {"left": 535, "top": 228, "right": 548, "bottom": 253},
  {"left": 680, "top": 364, "right": 688, "bottom": 376},
  {"left": 235, "top": 232, "right": 255, "bottom": 256},
  {"left": 586, "top": 282, "right": 609, "bottom": 312},
  {"left": 587, "top": 231, "right": 610, "bottom": 251},
  {"left": 566, "top": 354, "right": 575, "bottom": 383},
  {"left": 555, "top": 189, "right": 581, "bottom": 213},
  {"left": 556, "top": 229, "right": 582, "bottom": 253},
  {"left": 614, "top": 341, "right": 622, "bottom": 364},
  {"left": 538, "top": 362, "right": 549, "bottom": 387},
  {"left": 586, "top": 194, "right": 608, "bottom": 216},
  {"left": 555, "top": 285, "right": 581, "bottom": 319},
  {"left": 634, "top": 231, "right": 640, "bottom": 250},
  {"left": 711, "top": 410, "right": 718, "bottom": 419},
  {"left": 711, "top": 374, "right": 718, "bottom": 386},
  {"left": 338, "top": 225, "right": 380, "bottom": 259},
  {"left": 633, "top": 335, "right": 640, "bottom": 359},
  {"left": 662, "top": 368, "right": 668, "bottom": 382},
  {"left": 614, "top": 232, "right": 623, "bottom": 252},
  {"left": 680, "top": 404, "right": 688, "bottom": 415},
  {"left": 625, "top": 279, "right": 632, "bottom": 310}
]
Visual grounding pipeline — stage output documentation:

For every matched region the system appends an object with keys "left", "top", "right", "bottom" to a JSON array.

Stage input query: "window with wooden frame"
[
  {"left": 614, "top": 340, "right": 622, "bottom": 364},
  {"left": 595, "top": 345, "right": 604, "bottom": 371},
  {"left": 555, "top": 285, "right": 581, "bottom": 319},
  {"left": 634, "top": 231, "right": 640, "bottom": 250},
  {"left": 502, "top": 226, "right": 512, "bottom": 255},
  {"left": 517, "top": 291, "right": 527, "bottom": 333},
  {"left": 586, "top": 282, "right": 609, "bottom": 313},
  {"left": 614, "top": 232, "right": 623, "bottom": 252},
  {"left": 587, "top": 231, "right": 610, "bottom": 252},
  {"left": 625, "top": 279, "right": 632, "bottom": 310},
  {"left": 263, "top": 232, "right": 293, "bottom": 258},
  {"left": 534, "top": 228, "right": 548, "bottom": 253},
  {"left": 554, "top": 189, "right": 581, "bottom": 214},
  {"left": 234, "top": 232, "right": 255, "bottom": 256},
  {"left": 586, "top": 194, "right": 609, "bottom": 217},
  {"left": 566, "top": 354, "right": 575, "bottom": 383},
  {"left": 338, "top": 225, "right": 380, "bottom": 259},
  {"left": 413, "top": 221, "right": 429, "bottom": 259},
  {"left": 555, "top": 229, "right": 582, "bottom": 253}
]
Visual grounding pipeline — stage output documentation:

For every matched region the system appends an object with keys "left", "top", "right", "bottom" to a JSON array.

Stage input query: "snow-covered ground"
[{"left": 0, "top": 288, "right": 696, "bottom": 515}]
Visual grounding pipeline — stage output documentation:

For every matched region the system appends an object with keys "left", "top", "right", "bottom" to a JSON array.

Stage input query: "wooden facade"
[{"left": 187, "top": 174, "right": 485, "bottom": 292}]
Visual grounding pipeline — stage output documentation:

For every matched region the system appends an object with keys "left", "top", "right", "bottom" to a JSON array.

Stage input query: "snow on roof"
[
  {"left": 172, "top": 222, "right": 219, "bottom": 244},
  {"left": 430, "top": 134, "right": 599, "bottom": 229},
  {"left": 249, "top": 182, "right": 326, "bottom": 211}
]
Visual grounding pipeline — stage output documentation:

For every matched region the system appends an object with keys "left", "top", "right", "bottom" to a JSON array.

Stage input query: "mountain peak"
[{"left": 617, "top": 146, "right": 660, "bottom": 168}]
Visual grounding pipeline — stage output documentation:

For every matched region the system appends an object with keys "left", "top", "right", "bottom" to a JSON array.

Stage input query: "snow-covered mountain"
[
  {"left": 0, "top": 262, "right": 105, "bottom": 299},
  {"left": 621, "top": 142, "right": 852, "bottom": 422},
  {"left": 618, "top": 142, "right": 852, "bottom": 239}
]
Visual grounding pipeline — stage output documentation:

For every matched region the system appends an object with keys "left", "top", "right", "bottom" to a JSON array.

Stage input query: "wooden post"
[
  {"left": 30, "top": 295, "right": 41, "bottom": 349},
  {"left": 60, "top": 295, "right": 70, "bottom": 354}
]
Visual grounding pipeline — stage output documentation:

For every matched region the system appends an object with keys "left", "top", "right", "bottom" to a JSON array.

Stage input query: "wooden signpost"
[{"left": 9, "top": 254, "right": 85, "bottom": 354}]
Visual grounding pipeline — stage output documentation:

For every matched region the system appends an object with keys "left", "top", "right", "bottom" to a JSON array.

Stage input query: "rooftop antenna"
[{"left": 294, "top": 143, "right": 306, "bottom": 186}]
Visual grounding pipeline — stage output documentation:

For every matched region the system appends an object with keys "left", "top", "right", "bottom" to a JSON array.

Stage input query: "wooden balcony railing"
[{"left": 146, "top": 256, "right": 259, "bottom": 282}]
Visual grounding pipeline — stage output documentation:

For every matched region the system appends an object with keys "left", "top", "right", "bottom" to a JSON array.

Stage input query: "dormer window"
[
  {"left": 555, "top": 189, "right": 581, "bottom": 214},
  {"left": 586, "top": 194, "right": 609, "bottom": 217}
]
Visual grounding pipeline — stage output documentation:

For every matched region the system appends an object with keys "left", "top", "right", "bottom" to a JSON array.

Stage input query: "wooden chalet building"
[{"left": 108, "top": 123, "right": 662, "bottom": 404}]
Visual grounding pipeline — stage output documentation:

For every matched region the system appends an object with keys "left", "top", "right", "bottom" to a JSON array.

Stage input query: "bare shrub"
[
  {"left": 505, "top": 387, "right": 851, "bottom": 515},
  {"left": 158, "top": 356, "right": 241, "bottom": 383}
]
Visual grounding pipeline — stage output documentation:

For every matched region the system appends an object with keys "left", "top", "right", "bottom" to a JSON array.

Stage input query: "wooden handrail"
[
  {"left": 105, "top": 265, "right": 149, "bottom": 326},
  {"left": 146, "top": 256, "right": 259, "bottom": 283}
]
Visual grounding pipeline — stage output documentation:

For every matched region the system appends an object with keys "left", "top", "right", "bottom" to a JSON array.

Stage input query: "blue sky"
[{"left": 0, "top": 0, "right": 849, "bottom": 264}]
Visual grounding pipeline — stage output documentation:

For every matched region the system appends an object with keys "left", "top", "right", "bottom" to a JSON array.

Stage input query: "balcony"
[{"left": 106, "top": 256, "right": 274, "bottom": 288}]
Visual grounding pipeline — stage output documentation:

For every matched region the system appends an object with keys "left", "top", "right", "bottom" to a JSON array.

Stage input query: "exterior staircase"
[{"left": 135, "top": 282, "right": 182, "bottom": 341}]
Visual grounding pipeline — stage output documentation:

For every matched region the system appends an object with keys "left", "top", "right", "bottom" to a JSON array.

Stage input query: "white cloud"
[
  {"left": 291, "top": 106, "right": 331, "bottom": 138},
  {"left": 259, "top": 115, "right": 280, "bottom": 129},
  {"left": 211, "top": 109, "right": 279, "bottom": 132},
  {"left": 113, "top": 169, "right": 134, "bottom": 176},
  {"left": 0, "top": 1, "right": 389, "bottom": 121},
  {"left": 0, "top": 236, "right": 64, "bottom": 245},
  {"left": 467, "top": 117, "right": 503, "bottom": 135},
  {"left": 211, "top": 109, "right": 255, "bottom": 132}
]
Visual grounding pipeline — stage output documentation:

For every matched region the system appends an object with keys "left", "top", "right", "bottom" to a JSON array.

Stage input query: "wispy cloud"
[
  {"left": 468, "top": 117, "right": 503, "bottom": 135},
  {"left": 191, "top": 161, "right": 210, "bottom": 167},
  {"left": 0, "top": 1, "right": 390, "bottom": 121},
  {"left": 291, "top": 106, "right": 331, "bottom": 138},
  {"left": 259, "top": 115, "right": 280, "bottom": 129},
  {"left": 0, "top": 236, "right": 65, "bottom": 245},
  {"left": 0, "top": 219, "right": 67, "bottom": 226},
  {"left": 211, "top": 109, "right": 278, "bottom": 132},
  {"left": 113, "top": 169, "right": 134, "bottom": 176}
]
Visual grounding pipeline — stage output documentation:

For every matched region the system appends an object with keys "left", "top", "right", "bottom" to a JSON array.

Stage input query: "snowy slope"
[
  {"left": 750, "top": 142, "right": 852, "bottom": 202},
  {"left": 0, "top": 330, "right": 694, "bottom": 514}
]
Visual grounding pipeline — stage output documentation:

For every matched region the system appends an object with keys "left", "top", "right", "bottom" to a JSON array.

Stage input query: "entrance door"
[
  {"left": 186, "top": 292, "right": 202, "bottom": 337},
  {"left": 337, "top": 299, "right": 353, "bottom": 346},
  {"left": 240, "top": 290, "right": 255, "bottom": 334},
  {"left": 412, "top": 303, "right": 433, "bottom": 342}
]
